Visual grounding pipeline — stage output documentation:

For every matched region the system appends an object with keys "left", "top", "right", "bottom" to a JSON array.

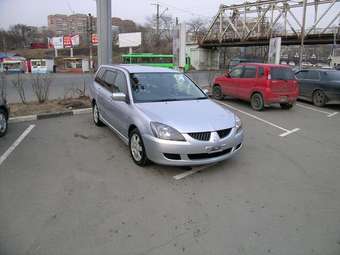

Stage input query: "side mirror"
[
  {"left": 111, "top": 92, "right": 126, "bottom": 102},
  {"left": 225, "top": 71, "right": 231, "bottom": 78}
]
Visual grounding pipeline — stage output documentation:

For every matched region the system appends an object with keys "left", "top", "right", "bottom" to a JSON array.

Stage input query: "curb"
[{"left": 9, "top": 108, "right": 92, "bottom": 124}]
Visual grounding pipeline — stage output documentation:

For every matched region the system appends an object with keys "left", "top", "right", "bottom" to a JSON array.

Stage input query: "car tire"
[
  {"left": 312, "top": 90, "right": 327, "bottom": 107},
  {"left": 0, "top": 109, "right": 8, "bottom": 137},
  {"left": 251, "top": 93, "right": 264, "bottom": 111},
  {"left": 212, "top": 85, "right": 223, "bottom": 100},
  {"left": 280, "top": 103, "right": 294, "bottom": 109},
  {"left": 93, "top": 102, "right": 104, "bottom": 126},
  {"left": 129, "top": 128, "right": 150, "bottom": 167}
]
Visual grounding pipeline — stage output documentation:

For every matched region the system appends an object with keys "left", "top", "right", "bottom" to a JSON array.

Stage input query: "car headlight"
[
  {"left": 150, "top": 122, "right": 185, "bottom": 141},
  {"left": 235, "top": 115, "right": 242, "bottom": 133}
]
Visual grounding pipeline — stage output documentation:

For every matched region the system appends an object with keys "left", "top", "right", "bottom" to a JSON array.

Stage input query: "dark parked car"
[
  {"left": 295, "top": 69, "right": 340, "bottom": 107},
  {"left": 0, "top": 98, "right": 9, "bottom": 137}
]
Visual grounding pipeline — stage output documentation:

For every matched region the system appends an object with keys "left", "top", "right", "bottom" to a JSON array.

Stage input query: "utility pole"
[
  {"left": 87, "top": 13, "right": 93, "bottom": 72},
  {"left": 151, "top": 2, "right": 160, "bottom": 42},
  {"left": 96, "top": 0, "right": 112, "bottom": 66},
  {"left": 299, "top": 0, "right": 307, "bottom": 69}
]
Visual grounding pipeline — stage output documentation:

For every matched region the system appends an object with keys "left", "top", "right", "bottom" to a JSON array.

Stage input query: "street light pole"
[
  {"left": 299, "top": 0, "right": 307, "bottom": 69},
  {"left": 96, "top": 0, "right": 112, "bottom": 66}
]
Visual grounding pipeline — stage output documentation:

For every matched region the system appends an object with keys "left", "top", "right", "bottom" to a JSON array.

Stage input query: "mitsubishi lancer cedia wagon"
[{"left": 89, "top": 65, "right": 243, "bottom": 167}]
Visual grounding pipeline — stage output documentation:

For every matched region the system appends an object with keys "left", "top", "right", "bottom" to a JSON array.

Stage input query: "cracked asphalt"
[{"left": 1, "top": 100, "right": 340, "bottom": 255}]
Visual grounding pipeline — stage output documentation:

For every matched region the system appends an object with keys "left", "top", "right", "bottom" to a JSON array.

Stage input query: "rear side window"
[
  {"left": 296, "top": 71, "right": 308, "bottom": 80},
  {"left": 242, "top": 66, "right": 257, "bottom": 78},
  {"left": 95, "top": 68, "right": 105, "bottom": 83},
  {"left": 103, "top": 71, "right": 117, "bottom": 92},
  {"left": 270, "top": 67, "right": 295, "bottom": 80},
  {"left": 306, "top": 70, "right": 320, "bottom": 80}
]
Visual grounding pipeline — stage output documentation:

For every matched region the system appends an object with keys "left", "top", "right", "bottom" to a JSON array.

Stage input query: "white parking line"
[
  {"left": 173, "top": 164, "right": 216, "bottom": 180},
  {"left": 216, "top": 101, "right": 300, "bottom": 137},
  {"left": 296, "top": 103, "right": 338, "bottom": 117},
  {"left": 0, "top": 124, "right": 35, "bottom": 167}
]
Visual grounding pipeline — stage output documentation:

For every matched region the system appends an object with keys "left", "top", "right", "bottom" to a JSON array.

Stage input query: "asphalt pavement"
[{"left": 0, "top": 100, "right": 340, "bottom": 255}]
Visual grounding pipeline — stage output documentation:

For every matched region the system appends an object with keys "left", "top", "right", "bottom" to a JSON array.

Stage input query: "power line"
[{"left": 157, "top": 1, "right": 211, "bottom": 19}]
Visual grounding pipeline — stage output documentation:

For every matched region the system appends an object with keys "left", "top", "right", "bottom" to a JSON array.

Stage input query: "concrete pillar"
[{"left": 96, "top": 0, "right": 112, "bottom": 66}]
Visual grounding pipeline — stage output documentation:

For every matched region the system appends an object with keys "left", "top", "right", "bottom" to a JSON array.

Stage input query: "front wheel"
[
  {"left": 129, "top": 128, "right": 150, "bottom": 167},
  {"left": 93, "top": 102, "right": 104, "bottom": 126},
  {"left": 312, "top": 90, "right": 327, "bottom": 107},
  {"left": 0, "top": 109, "right": 8, "bottom": 137},
  {"left": 280, "top": 103, "right": 294, "bottom": 110},
  {"left": 212, "top": 85, "right": 223, "bottom": 100},
  {"left": 250, "top": 93, "right": 264, "bottom": 111}
]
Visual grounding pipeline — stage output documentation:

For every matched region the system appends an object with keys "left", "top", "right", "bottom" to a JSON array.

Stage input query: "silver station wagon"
[{"left": 89, "top": 65, "right": 243, "bottom": 166}]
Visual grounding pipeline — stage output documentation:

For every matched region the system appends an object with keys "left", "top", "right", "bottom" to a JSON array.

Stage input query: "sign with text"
[
  {"left": 71, "top": 35, "right": 80, "bottom": 46},
  {"left": 51, "top": 37, "right": 63, "bottom": 49},
  {"left": 63, "top": 36, "right": 72, "bottom": 48}
]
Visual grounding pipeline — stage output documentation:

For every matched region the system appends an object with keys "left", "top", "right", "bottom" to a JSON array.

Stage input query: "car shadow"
[{"left": 220, "top": 97, "right": 284, "bottom": 112}]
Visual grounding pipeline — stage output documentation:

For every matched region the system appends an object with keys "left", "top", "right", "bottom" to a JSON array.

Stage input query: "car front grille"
[
  {"left": 217, "top": 128, "right": 232, "bottom": 138},
  {"left": 188, "top": 147, "right": 232, "bottom": 160},
  {"left": 188, "top": 132, "right": 211, "bottom": 141}
]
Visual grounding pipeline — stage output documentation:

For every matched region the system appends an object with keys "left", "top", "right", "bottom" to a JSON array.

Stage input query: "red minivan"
[{"left": 212, "top": 63, "right": 299, "bottom": 111}]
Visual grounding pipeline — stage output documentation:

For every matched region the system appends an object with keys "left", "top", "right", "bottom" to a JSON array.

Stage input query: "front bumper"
[{"left": 143, "top": 128, "right": 244, "bottom": 166}]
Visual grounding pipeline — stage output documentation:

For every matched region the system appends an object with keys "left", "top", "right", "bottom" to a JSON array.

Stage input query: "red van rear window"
[{"left": 270, "top": 67, "right": 295, "bottom": 80}]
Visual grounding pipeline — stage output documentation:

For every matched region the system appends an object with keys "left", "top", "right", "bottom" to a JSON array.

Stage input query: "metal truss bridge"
[{"left": 201, "top": 0, "right": 340, "bottom": 48}]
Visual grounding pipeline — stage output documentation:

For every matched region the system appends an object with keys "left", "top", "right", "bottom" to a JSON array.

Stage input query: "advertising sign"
[
  {"left": 52, "top": 37, "right": 63, "bottom": 49},
  {"left": 71, "top": 35, "right": 80, "bottom": 46},
  {"left": 91, "top": 34, "right": 99, "bottom": 46},
  {"left": 268, "top": 37, "right": 281, "bottom": 64},
  {"left": 118, "top": 32, "right": 142, "bottom": 48},
  {"left": 63, "top": 36, "right": 72, "bottom": 48}
]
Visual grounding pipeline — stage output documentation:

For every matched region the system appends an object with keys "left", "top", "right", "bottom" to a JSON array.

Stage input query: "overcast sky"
[{"left": 0, "top": 0, "right": 337, "bottom": 30}]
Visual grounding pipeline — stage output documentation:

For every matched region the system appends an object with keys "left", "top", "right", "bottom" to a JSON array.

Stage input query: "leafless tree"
[
  {"left": 187, "top": 18, "right": 208, "bottom": 43},
  {"left": 31, "top": 74, "right": 54, "bottom": 103},
  {"left": 11, "top": 73, "right": 27, "bottom": 104}
]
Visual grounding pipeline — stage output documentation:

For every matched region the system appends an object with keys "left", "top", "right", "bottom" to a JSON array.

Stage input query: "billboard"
[
  {"left": 118, "top": 32, "right": 142, "bottom": 48},
  {"left": 268, "top": 37, "right": 281, "bottom": 64},
  {"left": 63, "top": 36, "right": 72, "bottom": 48},
  {"left": 52, "top": 37, "right": 63, "bottom": 49},
  {"left": 71, "top": 35, "right": 80, "bottom": 46}
]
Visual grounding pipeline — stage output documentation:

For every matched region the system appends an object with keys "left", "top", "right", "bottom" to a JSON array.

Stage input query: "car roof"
[
  {"left": 237, "top": 63, "right": 291, "bottom": 68},
  {"left": 100, "top": 64, "right": 179, "bottom": 73},
  {"left": 298, "top": 68, "right": 338, "bottom": 72}
]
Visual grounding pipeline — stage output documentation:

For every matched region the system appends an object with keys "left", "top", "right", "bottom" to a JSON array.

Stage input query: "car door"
[
  {"left": 296, "top": 70, "right": 320, "bottom": 99},
  {"left": 109, "top": 70, "right": 131, "bottom": 138},
  {"left": 223, "top": 66, "right": 243, "bottom": 97},
  {"left": 238, "top": 65, "right": 257, "bottom": 99},
  {"left": 99, "top": 70, "right": 117, "bottom": 124}
]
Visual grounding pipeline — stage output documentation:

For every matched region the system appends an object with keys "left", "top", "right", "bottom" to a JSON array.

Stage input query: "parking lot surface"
[{"left": 1, "top": 100, "right": 340, "bottom": 255}]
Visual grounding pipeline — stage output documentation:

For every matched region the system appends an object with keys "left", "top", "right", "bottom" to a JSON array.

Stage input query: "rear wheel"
[
  {"left": 280, "top": 103, "right": 294, "bottom": 110},
  {"left": 0, "top": 109, "right": 8, "bottom": 137},
  {"left": 212, "top": 85, "right": 223, "bottom": 100},
  {"left": 93, "top": 102, "right": 104, "bottom": 126},
  {"left": 129, "top": 128, "right": 150, "bottom": 167},
  {"left": 250, "top": 93, "right": 264, "bottom": 111},
  {"left": 312, "top": 90, "right": 327, "bottom": 107}
]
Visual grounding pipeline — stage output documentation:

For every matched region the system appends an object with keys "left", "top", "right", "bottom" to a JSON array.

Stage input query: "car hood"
[{"left": 135, "top": 99, "right": 235, "bottom": 133}]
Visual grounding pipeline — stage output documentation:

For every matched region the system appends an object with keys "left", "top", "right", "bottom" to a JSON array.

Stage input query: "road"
[{"left": 1, "top": 99, "right": 340, "bottom": 255}]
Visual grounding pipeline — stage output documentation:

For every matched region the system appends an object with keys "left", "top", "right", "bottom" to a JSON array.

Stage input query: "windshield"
[
  {"left": 270, "top": 67, "right": 295, "bottom": 80},
  {"left": 130, "top": 72, "right": 207, "bottom": 103},
  {"left": 324, "top": 71, "right": 340, "bottom": 81}
]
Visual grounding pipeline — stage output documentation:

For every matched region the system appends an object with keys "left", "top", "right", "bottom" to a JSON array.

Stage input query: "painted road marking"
[
  {"left": 216, "top": 101, "right": 300, "bottom": 137},
  {"left": 296, "top": 103, "right": 338, "bottom": 117},
  {"left": 0, "top": 124, "right": 35, "bottom": 167},
  {"left": 173, "top": 164, "right": 216, "bottom": 180}
]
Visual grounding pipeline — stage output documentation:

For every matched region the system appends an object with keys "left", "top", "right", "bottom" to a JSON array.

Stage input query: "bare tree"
[
  {"left": 11, "top": 73, "right": 27, "bottom": 104},
  {"left": 31, "top": 74, "right": 53, "bottom": 103},
  {"left": 187, "top": 18, "right": 208, "bottom": 43}
]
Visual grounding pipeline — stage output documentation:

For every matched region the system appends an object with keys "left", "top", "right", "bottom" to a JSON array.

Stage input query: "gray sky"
[
  {"left": 0, "top": 0, "right": 337, "bottom": 30},
  {"left": 0, "top": 0, "right": 225, "bottom": 29}
]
